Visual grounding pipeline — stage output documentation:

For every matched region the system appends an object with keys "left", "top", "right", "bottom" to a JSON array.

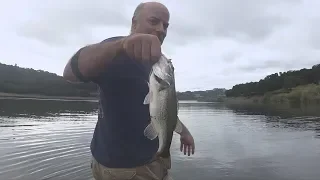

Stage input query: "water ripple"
[
  {"left": 1, "top": 101, "right": 320, "bottom": 180},
  {"left": 0, "top": 117, "right": 95, "bottom": 180}
]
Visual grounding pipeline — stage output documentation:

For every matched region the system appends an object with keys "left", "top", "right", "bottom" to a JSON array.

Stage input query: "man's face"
[{"left": 132, "top": 4, "right": 170, "bottom": 44}]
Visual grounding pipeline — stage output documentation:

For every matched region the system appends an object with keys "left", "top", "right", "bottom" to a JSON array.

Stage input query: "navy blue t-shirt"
[{"left": 89, "top": 36, "right": 158, "bottom": 168}]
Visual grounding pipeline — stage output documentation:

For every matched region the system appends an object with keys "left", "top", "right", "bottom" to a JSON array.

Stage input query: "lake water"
[{"left": 0, "top": 99, "right": 320, "bottom": 180}]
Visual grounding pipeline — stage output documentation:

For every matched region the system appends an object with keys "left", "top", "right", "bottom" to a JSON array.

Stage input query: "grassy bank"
[{"left": 224, "top": 84, "right": 320, "bottom": 110}]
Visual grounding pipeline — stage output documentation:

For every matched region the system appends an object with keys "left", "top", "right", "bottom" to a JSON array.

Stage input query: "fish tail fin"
[
  {"left": 153, "top": 152, "right": 161, "bottom": 160},
  {"left": 159, "top": 149, "right": 171, "bottom": 158},
  {"left": 153, "top": 151, "right": 172, "bottom": 169},
  {"left": 158, "top": 141, "right": 172, "bottom": 158},
  {"left": 152, "top": 151, "right": 171, "bottom": 161}
]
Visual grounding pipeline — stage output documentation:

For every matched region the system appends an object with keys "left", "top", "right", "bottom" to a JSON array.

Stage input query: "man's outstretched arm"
[
  {"left": 63, "top": 34, "right": 162, "bottom": 84},
  {"left": 63, "top": 37, "right": 125, "bottom": 83}
]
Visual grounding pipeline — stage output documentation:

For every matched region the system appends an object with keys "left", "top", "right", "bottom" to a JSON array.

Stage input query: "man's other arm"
[
  {"left": 176, "top": 117, "right": 195, "bottom": 156},
  {"left": 63, "top": 37, "right": 125, "bottom": 83}
]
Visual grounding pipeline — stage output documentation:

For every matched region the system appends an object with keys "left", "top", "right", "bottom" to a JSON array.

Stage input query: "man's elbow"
[{"left": 63, "top": 63, "right": 81, "bottom": 83}]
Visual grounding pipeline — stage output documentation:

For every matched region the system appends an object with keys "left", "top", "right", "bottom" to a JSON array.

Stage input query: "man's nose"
[{"left": 156, "top": 23, "right": 165, "bottom": 33}]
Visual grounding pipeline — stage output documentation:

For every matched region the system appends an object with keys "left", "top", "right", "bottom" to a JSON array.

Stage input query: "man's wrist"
[{"left": 180, "top": 126, "right": 191, "bottom": 136}]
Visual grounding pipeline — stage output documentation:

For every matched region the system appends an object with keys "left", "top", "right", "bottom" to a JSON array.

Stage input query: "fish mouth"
[{"left": 151, "top": 55, "right": 174, "bottom": 89}]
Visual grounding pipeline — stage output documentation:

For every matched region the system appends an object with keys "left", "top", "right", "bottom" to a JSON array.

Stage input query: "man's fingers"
[
  {"left": 188, "top": 145, "right": 191, "bottom": 156},
  {"left": 123, "top": 34, "right": 161, "bottom": 65},
  {"left": 150, "top": 38, "right": 161, "bottom": 63},
  {"left": 192, "top": 144, "right": 195, "bottom": 154},
  {"left": 134, "top": 40, "right": 142, "bottom": 61},
  {"left": 125, "top": 42, "right": 135, "bottom": 59},
  {"left": 141, "top": 40, "right": 151, "bottom": 63}
]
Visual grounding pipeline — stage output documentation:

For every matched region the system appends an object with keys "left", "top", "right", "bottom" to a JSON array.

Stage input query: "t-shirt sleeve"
[
  {"left": 87, "top": 36, "right": 125, "bottom": 84},
  {"left": 88, "top": 36, "right": 150, "bottom": 87}
]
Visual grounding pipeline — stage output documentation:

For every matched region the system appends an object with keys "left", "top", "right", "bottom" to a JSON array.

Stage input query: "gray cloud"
[
  {"left": 308, "top": 17, "right": 320, "bottom": 50},
  {"left": 166, "top": 0, "right": 299, "bottom": 46},
  {"left": 16, "top": 0, "right": 299, "bottom": 47},
  {"left": 0, "top": 0, "right": 319, "bottom": 91},
  {"left": 222, "top": 51, "right": 242, "bottom": 63},
  {"left": 238, "top": 55, "right": 319, "bottom": 74},
  {"left": 16, "top": 0, "right": 134, "bottom": 46}
]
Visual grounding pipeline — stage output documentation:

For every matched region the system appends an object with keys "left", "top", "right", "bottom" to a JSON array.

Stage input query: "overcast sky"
[{"left": 0, "top": 0, "right": 319, "bottom": 91}]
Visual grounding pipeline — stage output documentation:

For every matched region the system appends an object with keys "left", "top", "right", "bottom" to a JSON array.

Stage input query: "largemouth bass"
[{"left": 143, "top": 54, "right": 183, "bottom": 160}]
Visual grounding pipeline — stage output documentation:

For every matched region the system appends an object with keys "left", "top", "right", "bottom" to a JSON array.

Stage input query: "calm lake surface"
[{"left": 0, "top": 99, "right": 320, "bottom": 180}]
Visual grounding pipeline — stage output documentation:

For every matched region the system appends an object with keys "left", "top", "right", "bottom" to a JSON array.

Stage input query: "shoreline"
[
  {"left": 0, "top": 92, "right": 98, "bottom": 101},
  {"left": 224, "top": 84, "right": 320, "bottom": 107},
  {"left": 222, "top": 84, "right": 320, "bottom": 117},
  {"left": 0, "top": 92, "right": 209, "bottom": 103}
]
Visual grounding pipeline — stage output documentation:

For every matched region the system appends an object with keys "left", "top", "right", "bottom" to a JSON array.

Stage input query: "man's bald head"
[
  {"left": 130, "top": 2, "right": 170, "bottom": 44},
  {"left": 133, "top": 2, "right": 169, "bottom": 21}
]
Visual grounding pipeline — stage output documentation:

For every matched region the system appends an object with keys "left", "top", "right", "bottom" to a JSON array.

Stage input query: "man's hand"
[
  {"left": 180, "top": 132, "right": 195, "bottom": 156},
  {"left": 121, "top": 33, "right": 162, "bottom": 65}
]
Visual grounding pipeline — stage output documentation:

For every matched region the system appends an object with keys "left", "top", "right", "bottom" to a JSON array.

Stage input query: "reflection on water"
[
  {"left": 0, "top": 99, "right": 97, "bottom": 180},
  {"left": 0, "top": 99, "right": 98, "bottom": 118},
  {"left": 0, "top": 99, "right": 320, "bottom": 180},
  {"left": 226, "top": 102, "right": 320, "bottom": 118}
]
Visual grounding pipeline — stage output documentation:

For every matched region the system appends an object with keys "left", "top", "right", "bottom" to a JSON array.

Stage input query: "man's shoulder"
[{"left": 100, "top": 36, "right": 126, "bottom": 43}]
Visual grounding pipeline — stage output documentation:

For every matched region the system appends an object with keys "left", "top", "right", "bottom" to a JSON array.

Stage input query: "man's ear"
[{"left": 131, "top": 17, "right": 137, "bottom": 31}]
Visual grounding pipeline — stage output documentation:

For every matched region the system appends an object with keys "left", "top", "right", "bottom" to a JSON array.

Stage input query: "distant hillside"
[
  {"left": 225, "top": 64, "right": 320, "bottom": 97},
  {"left": 0, "top": 63, "right": 226, "bottom": 100},
  {"left": 224, "top": 64, "right": 320, "bottom": 110},
  {"left": 0, "top": 63, "right": 97, "bottom": 97},
  {"left": 177, "top": 88, "right": 226, "bottom": 102}
]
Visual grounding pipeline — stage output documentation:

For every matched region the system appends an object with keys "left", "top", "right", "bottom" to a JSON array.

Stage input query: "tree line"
[
  {"left": 225, "top": 64, "right": 320, "bottom": 97},
  {"left": 0, "top": 63, "right": 97, "bottom": 97},
  {"left": 3, "top": 62, "right": 319, "bottom": 100},
  {"left": 177, "top": 88, "right": 226, "bottom": 102},
  {"left": 0, "top": 63, "right": 226, "bottom": 101}
]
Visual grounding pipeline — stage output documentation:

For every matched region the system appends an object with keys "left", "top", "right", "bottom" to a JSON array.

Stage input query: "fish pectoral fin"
[
  {"left": 174, "top": 116, "right": 183, "bottom": 134},
  {"left": 143, "top": 92, "right": 150, "bottom": 104},
  {"left": 144, "top": 122, "right": 158, "bottom": 140}
]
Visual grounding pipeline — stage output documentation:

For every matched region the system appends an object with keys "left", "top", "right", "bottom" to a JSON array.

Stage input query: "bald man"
[{"left": 63, "top": 2, "right": 195, "bottom": 180}]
